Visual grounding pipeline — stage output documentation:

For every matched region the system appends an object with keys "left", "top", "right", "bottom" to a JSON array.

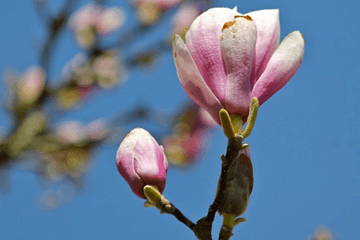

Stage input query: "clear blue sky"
[{"left": 1, "top": 0, "right": 360, "bottom": 239}]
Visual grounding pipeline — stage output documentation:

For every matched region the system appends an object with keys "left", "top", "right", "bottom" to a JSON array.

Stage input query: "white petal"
[
  {"left": 185, "top": 8, "right": 239, "bottom": 104},
  {"left": 252, "top": 31, "right": 305, "bottom": 105},
  {"left": 247, "top": 9, "right": 280, "bottom": 85},
  {"left": 220, "top": 15, "right": 257, "bottom": 116}
]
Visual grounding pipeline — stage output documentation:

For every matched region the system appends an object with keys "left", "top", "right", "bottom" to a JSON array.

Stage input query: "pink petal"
[
  {"left": 252, "top": 31, "right": 305, "bottom": 105},
  {"left": 173, "top": 35, "right": 223, "bottom": 124},
  {"left": 220, "top": 15, "right": 257, "bottom": 117},
  {"left": 116, "top": 130, "right": 142, "bottom": 196},
  {"left": 185, "top": 8, "right": 239, "bottom": 104},
  {"left": 133, "top": 130, "right": 167, "bottom": 195},
  {"left": 247, "top": 9, "right": 280, "bottom": 87}
]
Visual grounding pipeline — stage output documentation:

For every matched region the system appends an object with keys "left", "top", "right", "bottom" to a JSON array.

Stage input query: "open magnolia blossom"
[
  {"left": 173, "top": 7, "right": 305, "bottom": 124},
  {"left": 116, "top": 128, "right": 169, "bottom": 199}
]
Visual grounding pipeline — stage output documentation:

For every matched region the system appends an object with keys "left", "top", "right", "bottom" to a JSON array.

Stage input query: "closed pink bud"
[
  {"left": 173, "top": 8, "right": 305, "bottom": 124},
  {"left": 116, "top": 128, "right": 169, "bottom": 199}
]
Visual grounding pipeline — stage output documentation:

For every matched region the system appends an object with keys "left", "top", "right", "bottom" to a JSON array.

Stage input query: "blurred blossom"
[
  {"left": 171, "top": 2, "right": 202, "bottom": 36},
  {"left": 97, "top": 7, "right": 125, "bottom": 35},
  {"left": 38, "top": 183, "right": 77, "bottom": 210},
  {"left": 62, "top": 53, "right": 89, "bottom": 83},
  {"left": 132, "top": 0, "right": 184, "bottom": 25},
  {"left": 309, "top": 226, "right": 334, "bottom": 240},
  {"left": 77, "top": 84, "right": 98, "bottom": 100},
  {"left": 44, "top": 160, "right": 67, "bottom": 182},
  {"left": 69, "top": 4, "right": 125, "bottom": 48},
  {"left": 56, "top": 87, "right": 82, "bottom": 109},
  {"left": 57, "top": 121, "right": 86, "bottom": 144},
  {"left": 66, "top": 149, "right": 89, "bottom": 177},
  {"left": 41, "top": 147, "right": 90, "bottom": 185},
  {"left": 57, "top": 52, "right": 126, "bottom": 109},
  {"left": 86, "top": 119, "right": 108, "bottom": 141},
  {"left": 61, "top": 53, "right": 95, "bottom": 87},
  {"left": 162, "top": 104, "right": 217, "bottom": 166},
  {"left": 17, "top": 66, "right": 45, "bottom": 106},
  {"left": 39, "top": 189, "right": 61, "bottom": 210},
  {"left": 55, "top": 84, "right": 97, "bottom": 110},
  {"left": 62, "top": 52, "right": 126, "bottom": 92},
  {"left": 93, "top": 52, "right": 123, "bottom": 89},
  {"left": 8, "top": 111, "right": 47, "bottom": 157}
]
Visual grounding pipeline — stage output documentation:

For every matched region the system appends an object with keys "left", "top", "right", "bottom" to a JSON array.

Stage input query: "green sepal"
[
  {"left": 219, "top": 109, "right": 236, "bottom": 139},
  {"left": 243, "top": 97, "right": 259, "bottom": 139}
]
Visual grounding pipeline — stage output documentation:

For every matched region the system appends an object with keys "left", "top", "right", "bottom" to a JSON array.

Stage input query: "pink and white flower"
[
  {"left": 173, "top": 8, "right": 305, "bottom": 124},
  {"left": 116, "top": 128, "right": 169, "bottom": 199}
]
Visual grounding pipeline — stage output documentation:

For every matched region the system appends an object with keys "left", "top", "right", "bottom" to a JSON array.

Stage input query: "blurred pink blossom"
[
  {"left": 96, "top": 7, "right": 125, "bottom": 35},
  {"left": 76, "top": 84, "right": 98, "bottom": 101},
  {"left": 86, "top": 119, "right": 108, "bottom": 141},
  {"left": 163, "top": 104, "right": 217, "bottom": 166},
  {"left": 57, "top": 121, "right": 86, "bottom": 144},
  {"left": 171, "top": 2, "right": 202, "bottom": 32},
  {"left": 69, "top": 4, "right": 125, "bottom": 47},
  {"left": 17, "top": 66, "right": 45, "bottom": 105},
  {"left": 93, "top": 53, "right": 124, "bottom": 89}
]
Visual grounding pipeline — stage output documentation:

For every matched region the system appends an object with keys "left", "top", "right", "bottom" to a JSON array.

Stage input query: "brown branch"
[
  {"left": 194, "top": 136, "right": 244, "bottom": 240},
  {"left": 219, "top": 225, "right": 234, "bottom": 240}
]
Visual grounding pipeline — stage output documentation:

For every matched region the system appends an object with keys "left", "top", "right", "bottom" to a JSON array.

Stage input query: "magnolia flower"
[
  {"left": 116, "top": 128, "right": 169, "bottom": 199},
  {"left": 173, "top": 8, "right": 305, "bottom": 124},
  {"left": 217, "top": 146, "right": 253, "bottom": 217}
]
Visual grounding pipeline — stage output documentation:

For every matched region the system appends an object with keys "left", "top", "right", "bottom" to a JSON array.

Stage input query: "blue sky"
[{"left": 1, "top": 0, "right": 360, "bottom": 239}]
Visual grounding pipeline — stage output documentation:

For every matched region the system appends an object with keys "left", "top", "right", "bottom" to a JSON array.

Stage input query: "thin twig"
[{"left": 170, "top": 203, "right": 197, "bottom": 231}]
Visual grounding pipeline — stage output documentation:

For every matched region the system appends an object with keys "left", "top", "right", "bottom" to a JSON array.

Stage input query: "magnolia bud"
[
  {"left": 116, "top": 128, "right": 169, "bottom": 199},
  {"left": 217, "top": 146, "right": 253, "bottom": 216}
]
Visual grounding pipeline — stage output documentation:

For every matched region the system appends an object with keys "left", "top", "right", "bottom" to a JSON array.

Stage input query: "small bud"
[
  {"left": 217, "top": 146, "right": 253, "bottom": 217},
  {"left": 116, "top": 128, "right": 169, "bottom": 199}
]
